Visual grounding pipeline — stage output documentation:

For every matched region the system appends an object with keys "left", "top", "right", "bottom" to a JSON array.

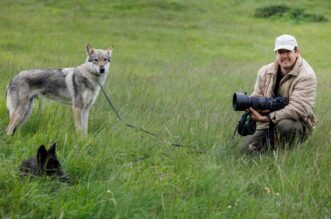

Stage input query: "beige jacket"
[{"left": 252, "top": 57, "right": 317, "bottom": 132}]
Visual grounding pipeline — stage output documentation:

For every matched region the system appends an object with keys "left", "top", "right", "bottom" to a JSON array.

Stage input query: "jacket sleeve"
[{"left": 269, "top": 72, "right": 317, "bottom": 123}]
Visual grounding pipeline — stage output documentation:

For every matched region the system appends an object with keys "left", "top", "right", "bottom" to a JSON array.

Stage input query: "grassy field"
[{"left": 0, "top": 0, "right": 330, "bottom": 218}]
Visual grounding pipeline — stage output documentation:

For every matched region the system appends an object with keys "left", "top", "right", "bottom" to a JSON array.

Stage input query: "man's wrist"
[
  {"left": 265, "top": 114, "right": 271, "bottom": 122},
  {"left": 263, "top": 115, "right": 271, "bottom": 123}
]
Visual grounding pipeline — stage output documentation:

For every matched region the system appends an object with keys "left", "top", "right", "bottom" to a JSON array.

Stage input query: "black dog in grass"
[{"left": 20, "top": 143, "right": 69, "bottom": 182}]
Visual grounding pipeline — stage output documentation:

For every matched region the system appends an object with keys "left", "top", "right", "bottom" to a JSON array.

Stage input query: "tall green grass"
[{"left": 0, "top": 0, "right": 330, "bottom": 218}]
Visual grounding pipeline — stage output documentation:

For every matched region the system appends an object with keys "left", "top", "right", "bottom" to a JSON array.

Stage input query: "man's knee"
[
  {"left": 275, "top": 119, "right": 305, "bottom": 146},
  {"left": 276, "top": 119, "right": 303, "bottom": 136},
  {"left": 276, "top": 119, "right": 295, "bottom": 135}
]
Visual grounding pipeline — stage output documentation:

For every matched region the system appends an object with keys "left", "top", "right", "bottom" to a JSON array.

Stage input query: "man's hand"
[{"left": 248, "top": 107, "right": 270, "bottom": 123}]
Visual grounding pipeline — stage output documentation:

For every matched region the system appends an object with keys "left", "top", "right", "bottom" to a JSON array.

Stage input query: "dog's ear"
[
  {"left": 48, "top": 143, "right": 57, "bottom": 156},
  {"left": 86, "top": 43, "right": 94, "bottom": 56},
  {"left": 107, "top": 45, "right": 113, "bottom": 55},
  {"left": 37, "top": 145, "right": 48, "bottom": 169}
]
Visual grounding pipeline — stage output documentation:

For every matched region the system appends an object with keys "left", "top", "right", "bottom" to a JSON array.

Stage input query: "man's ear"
[
  {"left": 48, "top": 143, "right": 57, "bottom": 156},
  {"left": 86, "top": 43, "right": 94, "bottom": 56},
  {"left": 295, "top": 47, "right": 301, "bottom": 56},
  {"left": 37, "top": 145, "right": 48, "bottom": 169}
]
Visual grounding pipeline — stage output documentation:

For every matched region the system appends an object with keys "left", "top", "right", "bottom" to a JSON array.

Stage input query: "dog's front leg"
[
  {"left": 82, "top": 109, "right": 89, "bottom": 133},
  {"left": 72, "top": 106, "right": 87, "bottom": 134}
]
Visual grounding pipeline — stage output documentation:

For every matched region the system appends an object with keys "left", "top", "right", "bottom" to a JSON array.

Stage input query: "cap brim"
[{"left": 274, "top": 45, "right": 295, "bottom": 52}]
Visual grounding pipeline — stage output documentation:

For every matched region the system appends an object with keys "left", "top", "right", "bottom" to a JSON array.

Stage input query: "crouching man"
[{"left": 241, "top": 34, "right": 317, "bottom": 153}]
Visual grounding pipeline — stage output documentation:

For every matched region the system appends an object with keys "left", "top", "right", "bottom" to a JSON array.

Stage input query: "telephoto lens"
[
  {"left": 232, "top": 92, "right": 251, "bottom": 111},
  {"left": 232, "top": 92, "right": 288, "bottom": 111}
]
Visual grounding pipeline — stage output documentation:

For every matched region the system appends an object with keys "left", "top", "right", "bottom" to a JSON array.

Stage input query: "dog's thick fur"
[
  {"left": 6, "top": 43, "right": 112, "bottom": 135},
  {"left": 20, "top": 143, "right": 69, "bottom": 182}
]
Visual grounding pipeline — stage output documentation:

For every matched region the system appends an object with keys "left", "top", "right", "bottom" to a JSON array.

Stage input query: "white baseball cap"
[{"left": 274, "top": 34, "right": 298, "bottom": 52}]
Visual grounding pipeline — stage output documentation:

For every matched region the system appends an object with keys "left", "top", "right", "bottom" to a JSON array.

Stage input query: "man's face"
[{"left": 275, "top": 49, "right": 300, "bottom": 72}]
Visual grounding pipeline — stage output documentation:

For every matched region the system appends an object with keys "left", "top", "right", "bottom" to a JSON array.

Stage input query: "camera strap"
[{"left": 233, "top": 112, "right": 257, "bottom": 137}]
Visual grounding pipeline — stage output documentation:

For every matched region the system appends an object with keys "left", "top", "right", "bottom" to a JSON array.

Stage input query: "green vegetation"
[
  {"left": 255, "top": 4, "right": 328, "bottom": 23},
  {"left": 0, "top": 0, "right": 330, "bottom": 218}
]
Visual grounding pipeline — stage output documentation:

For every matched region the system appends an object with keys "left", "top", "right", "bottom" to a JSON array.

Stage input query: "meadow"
[{"left": 0, "top": 0, "right": 330, "bottom": 218}]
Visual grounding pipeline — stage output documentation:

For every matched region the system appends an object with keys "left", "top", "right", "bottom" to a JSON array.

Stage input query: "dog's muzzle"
[{"left": 99, "top": 67, "right": 105, "bottom": 74}]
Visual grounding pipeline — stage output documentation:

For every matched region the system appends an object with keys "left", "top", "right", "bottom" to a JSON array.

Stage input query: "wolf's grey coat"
[{"left": 6, "top": 44, "right": 112, "bottom": 135}]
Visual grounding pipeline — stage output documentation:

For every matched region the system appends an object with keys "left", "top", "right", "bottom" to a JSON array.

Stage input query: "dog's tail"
[
  {"left": 5, "top": 79, "right": 13, "bottom": 115},
  {"left": 5, "top": 81, "right": 10, "bottom": 111},
  {"left": 5, "top": 84, "right": 8, "bottom": 113}
]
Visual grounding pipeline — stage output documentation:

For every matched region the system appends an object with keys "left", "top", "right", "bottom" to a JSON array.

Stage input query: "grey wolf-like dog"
[
  {"left": 20, "top": 143, "right": 69, "bottom": 182},
  {"left": 6, "top": 43, "right": 112, "bottom": 135}
]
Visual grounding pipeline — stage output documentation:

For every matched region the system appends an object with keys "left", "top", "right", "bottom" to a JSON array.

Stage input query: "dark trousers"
[{"left": 241, "top": 119, "right": 306, "bottom": 153}]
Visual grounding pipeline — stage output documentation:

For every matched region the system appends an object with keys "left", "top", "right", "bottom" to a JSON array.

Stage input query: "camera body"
[{"left": 233, "top": 92, "right": 288, "bottom": 111}]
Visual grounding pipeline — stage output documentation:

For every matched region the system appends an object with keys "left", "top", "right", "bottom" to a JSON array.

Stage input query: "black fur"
[{"left": 19, "top": 143, "right": 69, "bottom": 182}]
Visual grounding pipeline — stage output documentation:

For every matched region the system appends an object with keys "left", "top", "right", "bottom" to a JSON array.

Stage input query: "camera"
[{"left": 232, "top": 92, "right": 288, "bottom": 111}]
